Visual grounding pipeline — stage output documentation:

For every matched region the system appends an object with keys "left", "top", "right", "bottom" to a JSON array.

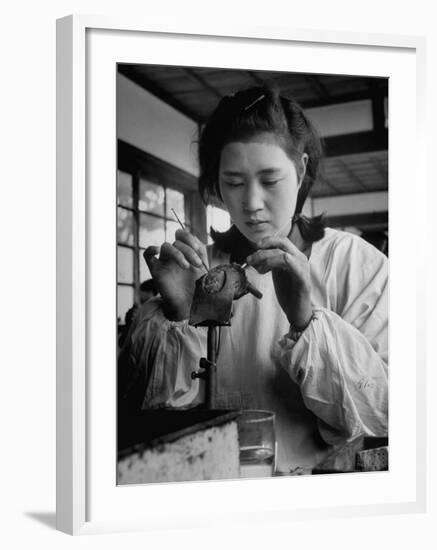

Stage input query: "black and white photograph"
[
  {"left": 2, "top": 0, "right": 434, "bottom": 544},
  {"left": 116, "top": 65, "right": 389, "bottom": 484}
]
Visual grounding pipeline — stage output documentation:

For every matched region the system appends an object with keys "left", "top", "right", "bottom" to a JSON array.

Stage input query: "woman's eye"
[
  {"left": 262, "top": 180, "right": 279, "bottom": 186},
  {"left": 224, "top": 180, "right": 244, "bottom": 187}
]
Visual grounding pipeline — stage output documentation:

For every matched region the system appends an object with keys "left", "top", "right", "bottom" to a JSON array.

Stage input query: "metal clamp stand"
[
  {"left": 189, "top": 264, "right": 262, "bottom": 410},
  {"left": 191, "top": 325, "right": 218, "bottom": 409}
]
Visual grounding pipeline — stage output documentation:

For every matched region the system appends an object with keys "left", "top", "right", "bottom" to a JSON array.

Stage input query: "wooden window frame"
[{"left": 117, "top": 140, "right": 205, "bottom": 311}]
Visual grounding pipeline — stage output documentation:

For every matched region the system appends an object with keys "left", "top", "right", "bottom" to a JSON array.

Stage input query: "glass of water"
[{"left": 237, "top": 410, "right": 276, "bottom": 479}]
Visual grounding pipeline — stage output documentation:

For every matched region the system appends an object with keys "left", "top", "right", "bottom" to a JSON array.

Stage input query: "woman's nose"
[{"left": 242, "top": 182, "right": 264, "bottom": 212}]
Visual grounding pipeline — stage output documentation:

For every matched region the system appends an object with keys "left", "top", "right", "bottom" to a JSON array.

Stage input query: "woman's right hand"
[{"left": 144, "top": 229, "right": 209, "bottom": 321}]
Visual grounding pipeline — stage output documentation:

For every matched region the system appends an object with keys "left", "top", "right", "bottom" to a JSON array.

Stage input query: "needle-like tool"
[{"left": 171, "top": 208, "right": 209, "bottom": 273}]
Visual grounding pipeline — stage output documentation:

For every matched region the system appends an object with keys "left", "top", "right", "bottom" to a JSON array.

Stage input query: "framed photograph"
[{"left": 56, "top": 15, "right": 427, "bottom": 535}]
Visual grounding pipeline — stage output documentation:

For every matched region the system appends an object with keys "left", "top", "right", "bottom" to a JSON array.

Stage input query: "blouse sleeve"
[
  {"left": 118, "top": 297, "right": 206, "bottom": 411},
  {"left": 276, "top": 235, "right": 388, "bottom": 446}
]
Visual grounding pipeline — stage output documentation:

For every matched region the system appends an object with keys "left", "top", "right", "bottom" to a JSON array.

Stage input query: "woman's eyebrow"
[
  {"left": 221, "top": 168, "right": 282, "bottom": 176},
  {"left": 221, "top": 170, "right": 245, "bottom": 177},
  {"left": 257, "top": 168, "right": 282, "bottom": 175}
]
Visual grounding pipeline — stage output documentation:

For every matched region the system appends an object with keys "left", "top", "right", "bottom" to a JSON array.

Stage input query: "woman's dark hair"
[{"left": 198, "top": 86, "right": 325, "bottom": 245}]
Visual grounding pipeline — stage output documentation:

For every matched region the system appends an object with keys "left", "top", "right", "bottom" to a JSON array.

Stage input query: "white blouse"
[{"left": 120, "top": 228, "right": 388, "bottom": 472}]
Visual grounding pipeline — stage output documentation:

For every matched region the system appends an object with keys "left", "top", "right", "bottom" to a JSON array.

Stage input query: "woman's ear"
[{"left": 298, "top": 153, "right": 309, "bottom": 189}]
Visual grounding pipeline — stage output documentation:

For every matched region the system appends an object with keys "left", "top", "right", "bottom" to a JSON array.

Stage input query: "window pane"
[
  {"left": 117, "top": 207, "right": 135, "bottom": 245},
  {"left": 139, "top": 179, "right": 165, "bottom": 215},
  {"left": 117, "top": 285, "right": 134, "bottom": 324},
  {"left": 139, "top": 249, "right": 151, "bottom": 283},
  {"left": 117, "top": 170, "right": 133, "bottom": 207},
  {"left": 139, "top": 213, "right": 165, "bottom": 248},
  {"left": 117, "top": 246, "right": 134, "bottom": 283},
  {"left": 166, "top": 188, "right": 185, "bottom": 221},
  {"left": 206, "top": 206, "right": 231, "bottom": 244}
]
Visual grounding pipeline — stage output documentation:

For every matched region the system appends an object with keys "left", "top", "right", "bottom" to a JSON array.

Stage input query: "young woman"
[{"left": 118, "top": 87, "right": 388, "bottom": 473}]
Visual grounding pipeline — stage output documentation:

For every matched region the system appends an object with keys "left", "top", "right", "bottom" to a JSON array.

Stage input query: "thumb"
[{"left": 143, "top": 246, "right": 160, "bottom": 276}]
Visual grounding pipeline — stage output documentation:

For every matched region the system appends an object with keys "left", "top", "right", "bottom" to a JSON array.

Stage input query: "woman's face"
[{"left": 218, "top": 133, "right": 306, "bottom": 244}]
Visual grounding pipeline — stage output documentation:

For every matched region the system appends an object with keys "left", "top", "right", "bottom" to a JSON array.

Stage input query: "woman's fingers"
[
  {"left": 143, "top": 246, "right": 161, "bottom": 274},
  {"left": 255, "top": 236, "right": 302, "bottom": 258},
  {"left": 159, "top": 242, "right": 191, "bottom": 269},
  {"left": 143, "top": 230, "right": 208, "bottom": 274},
  {"left": 144, "top": 242, "right": 191, "bottom": 271},
  {"left": 247, "top": 236, "right": 307, "bottom": 272},
  {"left": 175, "top": 229, "right": 209, "bottom": 267},
  {"left": 247, "top": 246, "right": 310, "bottom": 278},
  {"left": 173, "top": 240, "right": 205, "bottom": 269},
  {"left": 246, "top": 249, "right": 293, "bottom": 274}
]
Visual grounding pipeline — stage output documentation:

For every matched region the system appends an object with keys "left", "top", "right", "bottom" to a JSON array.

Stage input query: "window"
[
  {"left": 117, "top": 170, "right": 187, "bottom": 324},
  {"left": 206, "top": 205, "right": 231, "bottom": 244},
  {"left": 117, "top": 140, "right": 200, "bottom": 327}
]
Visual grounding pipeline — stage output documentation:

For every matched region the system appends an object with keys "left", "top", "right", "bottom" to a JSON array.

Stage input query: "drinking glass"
[{"left": 237, "top": 410, "right": 276, "bottom": 478}]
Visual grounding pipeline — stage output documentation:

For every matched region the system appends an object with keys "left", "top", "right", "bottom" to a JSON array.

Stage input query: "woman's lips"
[{"left": 246, "top": 221, "right": 269, "bottom": 231}]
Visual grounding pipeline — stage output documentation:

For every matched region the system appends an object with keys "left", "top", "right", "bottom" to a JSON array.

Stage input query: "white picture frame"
[{"left": 56, "top": 14, "right": 427, "bottom": 535}]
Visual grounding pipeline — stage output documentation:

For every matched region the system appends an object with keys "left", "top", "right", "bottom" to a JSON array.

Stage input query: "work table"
[{"left": 117, "top": 409, "right": 388, "bottom": 484}]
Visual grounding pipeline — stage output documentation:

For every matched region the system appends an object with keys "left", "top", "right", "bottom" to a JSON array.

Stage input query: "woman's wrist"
[
  {"left": 288, "top": 311, "right": 313, "bottom": 332},
  {"left": 286, "top": 292, "right": 313, "bottom": 330},
  {"left": 162, "top": 301, "right": 190, "bottom": 322},
  {"left": 287, "top": 308, "right": 315, "bottom": 342}
]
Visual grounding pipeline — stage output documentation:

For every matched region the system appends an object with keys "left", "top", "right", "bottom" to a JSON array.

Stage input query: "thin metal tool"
[{"left": 171, "top": 208, "right": 209, "bottom": 273}]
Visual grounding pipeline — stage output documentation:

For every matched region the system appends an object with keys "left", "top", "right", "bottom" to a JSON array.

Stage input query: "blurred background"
[{"left": 116, "top": 65, "right": 388, "bottom": 328}]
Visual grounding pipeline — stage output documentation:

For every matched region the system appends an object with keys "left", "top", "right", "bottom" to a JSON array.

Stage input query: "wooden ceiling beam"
[
  {"left": 325, "top": 211, "right": 388, "bottom": 230},
  {"left": 335, "top": 159, "right": 369, "bottom": 192},
  {"left": 246, "top": 70, "right": 267, "bottom": 87},
  {"left": 316, "top": 176, "right": 341, "bottom": 194},
  {"left": 304, "top": 75, "right": 331, "bottom": 101},
  {"left": 117, "top": 65, "right": 203, "bottom": 123},
  {"left": 323, "top": 129, "right": 388, "bottom": 157},
  {"left": 301, "top": 85, "right": 387, "bottom": 109},
  {"left": 366, "top": 79, "right": 387, "bottom": 148},
  {"left": 370, "top": 157, "right": 388, "bottom": 180},
  {"left": 118, "top": 66, "right": 389, "bottom": 161},
  {"left": 181, "top": 68, "right": 223, "bottom": 100}
]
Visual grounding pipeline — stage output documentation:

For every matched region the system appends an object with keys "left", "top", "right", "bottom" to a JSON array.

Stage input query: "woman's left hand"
[{"left": 246, "top": 236, "right": 313, "bottom": 330}]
